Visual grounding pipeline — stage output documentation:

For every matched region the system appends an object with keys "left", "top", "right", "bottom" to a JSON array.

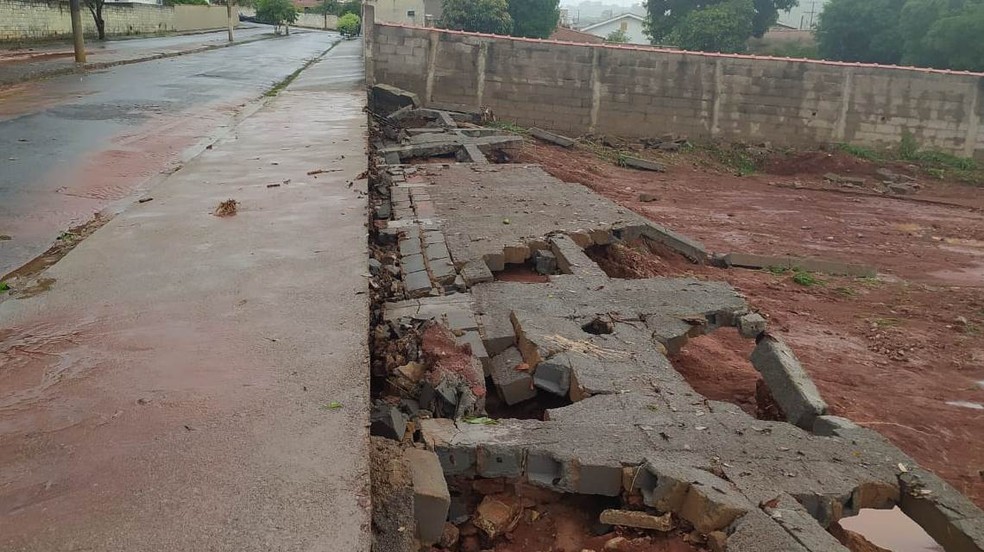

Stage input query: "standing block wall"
[{"left": 365, "top": 10, "right": 984, "bottom": 160}]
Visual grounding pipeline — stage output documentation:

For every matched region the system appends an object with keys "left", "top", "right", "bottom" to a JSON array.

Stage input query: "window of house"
[
  {"left": 407, "top": 10, "right": 415, "bottom": 17},
  {"left": 620, "top": 21, "right": 628, "bottom": 32}
]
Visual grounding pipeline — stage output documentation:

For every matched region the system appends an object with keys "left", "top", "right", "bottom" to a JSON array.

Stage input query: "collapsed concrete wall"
[{"left": 363, "top": 6, "right": 984, "bottom": 160}]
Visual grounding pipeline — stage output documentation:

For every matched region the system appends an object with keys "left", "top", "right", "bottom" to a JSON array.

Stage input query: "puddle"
[
  {"left": 945, "top": 400, "right": 984, "bottom": 410},
  {"left": 839, "top": 507, "right": 943, "bottom": 552}
]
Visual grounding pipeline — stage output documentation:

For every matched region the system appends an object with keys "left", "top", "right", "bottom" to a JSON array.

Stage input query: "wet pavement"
[
  {"left": 0, "top": 27, "right": 340, "bottom": 277},
  {"left": 0, "top": 25, "right": 275, "bottom": 84},
  {"left": 0, "top": 38, "right": 369, "bottom": 551}
]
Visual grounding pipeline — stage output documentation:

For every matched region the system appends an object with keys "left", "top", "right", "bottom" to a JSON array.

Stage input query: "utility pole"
[
  {"left": 69, "top": 0, "right": 86, "bottom": 63},
  {"left": 227, "top": 0, "right": 235, "bottom": 42}
]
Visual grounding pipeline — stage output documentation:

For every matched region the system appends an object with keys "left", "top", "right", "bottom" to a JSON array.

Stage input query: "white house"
[{"left": 579, "top": 12, "right": 647, "bottom": 45}]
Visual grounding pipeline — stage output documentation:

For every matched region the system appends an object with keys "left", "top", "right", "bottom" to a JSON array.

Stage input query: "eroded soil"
[{"left": 520, "top": 139, "right": 984, "bottom": 508}]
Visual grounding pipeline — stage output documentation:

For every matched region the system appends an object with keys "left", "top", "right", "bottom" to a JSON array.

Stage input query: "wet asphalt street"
[{"left": 0, "top": 28, "right": 342, "bottom": 276}]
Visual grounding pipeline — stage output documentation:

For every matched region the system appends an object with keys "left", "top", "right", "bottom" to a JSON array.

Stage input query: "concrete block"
[
  {"left": 399, "top": 237, "right": 422, "bottom": 256},
  {"left": 527, "top": 451, "right": 564, "bottom": 490},
  {"left": 425, "top": 242, "right": 451, "bottom": 261},
  {"left": 405, "top": 448, "right": 451, "bottom": 545},
  {"left": 533, "top": 249, "right": 557, "bottom": 275},
  {"left": 420, "top": 418, "right": 476, "bottom": 476},
  {"left": 405, "top": 270, "right": 433, "bottom": 298},
  {"left": 489, "top": 347, "right": 536, "bottom": 406},
  {"left": 530, "top": 127, "right": 576, "bottom": 147},
  {"left": 461, "top": 260, "right": 494, "bottom": 286},
  {"left": 622, "top": 156, "right": 666, "bottom": 172},
  {"left": 599, "top": 509, "right": 673, "bottom": 531},
  {"left": 423, "top": 230, "right": 445, "bottom": 244},
  {"left": 444, "top": 309, "right": 478, "bottom": 332},
  {"left": 549, "top": 234, "right": 606, "bottom": 278},
  {"left": 483, "top": 252, "right": 505, "bottom": 272},
  {"left": 812, "top": 415, "right": 859, "bottom": 437},
  {"left": 502, "top": 244, "right": 531, "bottom": 265},
  {"left": 638, "top": 224, "right": 709, "bottom": 263},
  {"left": 402, "top": 253, "right": 425, "bottom": 274},
  {"left": 476, "top": 444, "right": 524, "bottom": 478},
  {"left": 429, "top": 258, "right": 457, "bottom": 284},
  {"left": 737, "top": 312, "right": 767, "bottom": 338},
  {"left": 533, "top": 353, "right": 572, "bottom": 397},
  {"left": 574, "top": 463, "right": 623, "bottom": 497},
  {"left": 371, "top": 84, "right": 421, "bottom": 116},
  {"left": 370, "top": 403, "right": 408, "bottom": 440},
  {"left": 723, "top": 252, "right": 876, "bottom": 277},
  {"left": 750, "top": 334, "right": 828, "bottom": 429},
  {"left": 455, "top": 330, "right": 490, "bottom": 373}
]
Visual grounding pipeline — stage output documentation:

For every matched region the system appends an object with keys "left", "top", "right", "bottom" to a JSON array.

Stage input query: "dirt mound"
[{"left": 761, "top": 150, "right": 874, "bottom": 177}]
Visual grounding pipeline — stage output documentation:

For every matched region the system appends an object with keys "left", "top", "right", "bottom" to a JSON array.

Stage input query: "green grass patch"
[
  {"left": 836, "top": 142, "right": 881, "bottom": 161},
  {"left": 708, "top": 143, "right": 757, "bottom": 176},
  {"left": 872, "top": 317, "right": 902, "bottom": 328},
  {"left": 791, "top": 270, "right": 820, "bottom": 287},
  {"left": 486, "top": 120, "right": 529, "bottom": 135},
  {"left": 766, "top": 265, "right": 791, "bottom": 275},
  {"left": 0, "top": 282, "right": 9, "bottom": 292}
]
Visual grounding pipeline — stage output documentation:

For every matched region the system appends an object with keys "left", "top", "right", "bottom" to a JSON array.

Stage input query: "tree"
[
  {"left": 644, "top": 0, "right": 796, "bottom": 45},
  {"left": 338, "top": 12, "right": 361, "bottom": 36},
  {"left": 256, "top": 0, "right": 299, "bottom": 33},
  {"left": 507, "top": 0, "right": 559, "bottom": 38},
  {"left": 440, "top": 0, "right": 513, "bottom": 35},
  {"left": 919, "top": 3, "right": 984, "bottom": 71},
  {"left": 605, "top": 28, "right": 629, "bottom": 43},
  {"left": 814, "top": 0, "right": 907, "bottom": 64},
  {"left": 84, "top": 0, "right": 106, "bottom": 40},
  {"left": 668, "top": 0, "right": 755, "bottom": 53}
]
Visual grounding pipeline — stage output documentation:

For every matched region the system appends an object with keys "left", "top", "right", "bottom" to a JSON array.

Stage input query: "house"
[
  {"left": 364, "top": 0, "right": 432, "bottom": 26},
  {"left": 579, "top": 12, "right": 647, "bottom": 45},
  {"left": 549, "top": 26, "right": 604, "bottom": 44}
]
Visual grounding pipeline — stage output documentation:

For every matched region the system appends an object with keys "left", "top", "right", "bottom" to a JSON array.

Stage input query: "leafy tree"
[
  {"left": 507, "top": 0, "right": 560, "bottom": 38},
  {"left": 313, "top": 0, "right": 361, "bottom": 16},
  {"left": 920, "top": 3, "right": 984, "bottom": 71},
  {"left": 440, "top": 0, "right": 513, "bottom": 35},
  {"left": 338, "top": 12, "right": 361, "bottom": 36},
  {"left": 605, "top": 28, "right": 629, "bottom": 43},
  {"left": 84, "top": 0, "right": 106, "bottom": 40},
  {"left": 166, "top": 0, "right": 209, "bottom": 5},
  {"left": 644, "top": 0, "right": 796, "bottom": 45},
  {"left": 815, "top": 0, "right": 906, "bottom": 64},
  {"left": 256, "top": 0, "right": 299, "bottom": 33},
  {"left": 668, "top": 0, "right": 755, "bottom": 53}
]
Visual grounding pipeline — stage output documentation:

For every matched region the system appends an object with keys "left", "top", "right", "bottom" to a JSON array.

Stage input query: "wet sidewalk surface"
[
  {"left": 0, "top": 25, "right": 278, "bottom": 85},
  {"left": 0, "top": 38, "right": 369, "bottom": 552}
]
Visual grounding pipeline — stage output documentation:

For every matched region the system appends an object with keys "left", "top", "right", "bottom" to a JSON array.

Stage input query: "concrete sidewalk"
[
  {"left": 0, "top": 25, "right": 285, "bottom": 85},
  {"left": 0, "top": 38, "right": 369, "bottom": 552}
]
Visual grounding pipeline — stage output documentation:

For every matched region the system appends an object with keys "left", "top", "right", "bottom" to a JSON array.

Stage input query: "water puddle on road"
[{"left": 840, "top": 507, "right": 943, "bottom": 552}]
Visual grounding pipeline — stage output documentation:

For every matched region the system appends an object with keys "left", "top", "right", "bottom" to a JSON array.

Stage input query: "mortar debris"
[{"left": 213, "top": 199, "right": 238, "bottom": 217}]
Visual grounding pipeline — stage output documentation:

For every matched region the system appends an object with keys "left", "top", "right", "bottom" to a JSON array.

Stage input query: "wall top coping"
[{"left": 375, "top": 22, "right": 984, "bottom": 78}]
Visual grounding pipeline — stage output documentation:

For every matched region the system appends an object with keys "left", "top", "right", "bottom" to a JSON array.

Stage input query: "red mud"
[
  {"left": 422, "top": 323, "right": 486, "bottom": 398},
  {"left": 521, "top": 139, "right": 984, "bottom": 508}
]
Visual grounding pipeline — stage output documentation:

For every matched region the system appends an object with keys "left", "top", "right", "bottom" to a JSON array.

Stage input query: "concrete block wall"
[
  {"left": 0, "top": 0, "right": 230, "bottom": 41},
  {"left": 366, "top": 13, "right": 984, "bottom": 160}
]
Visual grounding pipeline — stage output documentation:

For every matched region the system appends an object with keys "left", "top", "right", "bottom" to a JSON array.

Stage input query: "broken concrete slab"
[
  {"left": 371, "top": 84, "right": 421, "bottom": 116},
  {"left": 404, "top": 270, "right": 433, "bottom": 298},
  {"left": 489, "top": 347, "right": 536, "bottom": 405},
  {"left": 622, "top": 156, "right": 666, "bottom": 172},
  {"left": 532, "top": 249, "right": 557, "bottom": 274},
  {"left": 549, "top": 234, "right": 608, "bottom": 278},
  {"left": 405, "top": 447, "right": 451, "bottom": 545},
  {"left": 812, "top": 415, "right": 859, "bottom": 437},
  {"left": 370, "top": 403, "right": 409, "bottom": 440},
  {"left": 723, "top": 252, "right": 877, "bottom": 278},
  {"left": 530, "top": 127, "right": 576, "bottom": 148},
  {"left": 737, "top": 312, "right": 767, "bottom": 338},
  {"left": 599, "top": 509, "right": 672, "bottom": 531},
  {"left": 750, "top": 334, "right": 828, "bottom": 429},
  {"left": 379, "top": 132, "right": 522, "bottom": 163}
]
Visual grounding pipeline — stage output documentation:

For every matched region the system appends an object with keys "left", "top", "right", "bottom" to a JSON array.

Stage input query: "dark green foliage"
[
  {"left": 507, "top": 0, "right": 559, "bottom": 38},
  {"left": 313, "top": 0, "right": 361, "bottom": 16},
  {"left": 440, "top": 0, "right": 513, "bottom": 34},
  {"left": 605, "top": 29, "right": 629, "bottom": 43},
  {"left": 816, "top": 0, "right": 984, "bottom": 70},
  {"left": 644, "top": 0, "right": 797, "bottom": 45},
  {"left": 256, "top": 0, "right": 299, "bottom": 29},
  {"left": 668, "top": 0, "right": 755, "bottom": 53},
  {"left": 338, "top": 12, "right": 361, "bottom": 36}
]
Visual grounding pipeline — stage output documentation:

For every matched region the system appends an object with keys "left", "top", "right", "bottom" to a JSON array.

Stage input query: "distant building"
[
  {"left": 364, "top": 0, "right": 428, "bottom": 25},
  {"left": 549, "top": 26, "right": 605, "bottom": 43},
  {"left": 579, "top": 12, "right": 646, "bottom": 45}
]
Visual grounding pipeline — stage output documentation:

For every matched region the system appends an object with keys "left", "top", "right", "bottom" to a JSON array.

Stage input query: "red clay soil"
[
  {"left": 520, "top": 139, "right": 984, "bottom": 508},
  {"left": 422, "top": 323, "right": 487, "bottom": 399}
]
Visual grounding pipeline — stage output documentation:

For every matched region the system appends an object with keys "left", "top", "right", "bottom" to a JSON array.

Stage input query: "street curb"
[{"left": 1, "top": 32, "right": 278, "bottom": 87}]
